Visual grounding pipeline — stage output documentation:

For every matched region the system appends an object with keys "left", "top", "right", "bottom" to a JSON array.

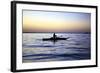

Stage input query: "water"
[{"left": 22, "top": 33, "right": 91, "bottom": 63}]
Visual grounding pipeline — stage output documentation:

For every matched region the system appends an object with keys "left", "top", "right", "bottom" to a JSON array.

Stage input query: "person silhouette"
[{"left": 53, "top": 33, "right": 57, "bottom": 39}]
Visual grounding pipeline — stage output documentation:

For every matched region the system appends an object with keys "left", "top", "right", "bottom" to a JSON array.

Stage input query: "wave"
[
  {"left": 23, "top": 44, "right": 66, "bottom": 48},
  {"left": 23, "top": 53, "right": 90, "bottom": 61}
]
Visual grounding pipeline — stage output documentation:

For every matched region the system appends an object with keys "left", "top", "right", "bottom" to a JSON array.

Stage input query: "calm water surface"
[{"left": 22, "top": 33, "right": 91, "bottom": 63}]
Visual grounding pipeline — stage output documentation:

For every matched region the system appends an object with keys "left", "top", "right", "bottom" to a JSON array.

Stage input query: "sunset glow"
[{"left": 23, "top": 10, "right": 91, "bottom": 33}]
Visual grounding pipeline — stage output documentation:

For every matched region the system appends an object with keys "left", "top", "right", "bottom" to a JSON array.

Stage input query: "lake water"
[{"left": 22, "top": 33, "right": 91, "bottom": 63}]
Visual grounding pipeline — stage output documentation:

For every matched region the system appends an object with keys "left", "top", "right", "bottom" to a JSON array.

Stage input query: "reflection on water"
[{"left": 22, "top": 33, "right": 91, "bottom": 63}]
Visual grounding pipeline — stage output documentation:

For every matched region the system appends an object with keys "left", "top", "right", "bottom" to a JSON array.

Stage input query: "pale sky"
[{"left": 23, "top": 10, "right": 91, "bottom": 33}]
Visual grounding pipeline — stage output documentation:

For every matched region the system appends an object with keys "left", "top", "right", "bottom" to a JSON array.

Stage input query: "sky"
[{"left": 23, "top": 10, "right": 91, "bottom": 33}]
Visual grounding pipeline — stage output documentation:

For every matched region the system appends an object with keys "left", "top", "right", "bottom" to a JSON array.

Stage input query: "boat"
[
  {"left": 42, "top": 33, "right": 69, "bottom": 41},
  {"left": 42, "top": 37, "right": 68, "bottom": 41}
]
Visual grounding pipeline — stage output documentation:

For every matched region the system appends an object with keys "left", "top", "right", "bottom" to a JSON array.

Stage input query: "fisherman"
[{"left": 53, "top": 33, "right": 57, "bottom": 39}]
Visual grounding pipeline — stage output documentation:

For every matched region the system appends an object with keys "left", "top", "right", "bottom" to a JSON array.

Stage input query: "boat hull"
[{"left": 42, "top": 37, "right": 68, "bottom": 41}]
